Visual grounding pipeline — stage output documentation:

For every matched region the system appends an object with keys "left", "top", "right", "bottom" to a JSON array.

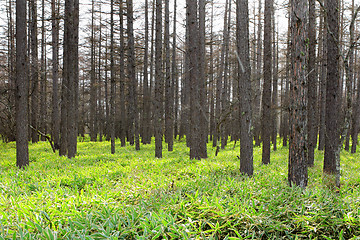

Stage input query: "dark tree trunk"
[
  {"left": 237, "top": 0, "right": 253, "bottom": 176},
  {"left": 154, "top": 0, "right": 163, "bottom": 158},
  {"left": 119, "top": 1, "right": 126, "bottom": 147},
  {"left": 187, "top": 0, "right": 207, "bottom": 159},
  {"left": 164, "top": 0, "right": 173, "bottom": 151},
  {"left": 90, "top": 0, "right": 97, "bottom": 142},
  {"left": 307, "top": 0, "right": 317, "bottom": 166},
  {"left": 198, "top": 0, "right": 207, "bottom": 157},
  {"left": 61, "top": 0, "right": 79, "bottom": 158},
  {"left": 282, "top": 5, "right": 291, "bottom": 147},
  {"left": 318, "top": 11, "right": 327, "bottom": 151},
  {"left": 324, "top": 0, "right": 340, "bottom": 187},
  {"left": 30, "top": 0, "right": 39, "bottom": 143},
  {"left": 51, "top": 0, "right": 60, "bottom": 150},
  {"left": 271, "top": 19, "right": 278, "bottom": 151},
  {"left": 39, "top": 0, "right": 47, "bottom": 140},
  {"left": 110, "top": 0, "right": 115, "bottom": 154},
  {"left": 127, "top": 0, "right": 140, "bottom": 151},
  {"left": 142, "top": 0, "right": 151, "bottom": 145},
  {"left": 261, "top": 0, "right": 272, "bottom": 164},
  {"left": 253, "top": 0, "right": 262, "bottom": 147},
  {"left": 172, "top": 0, "right": 178, "bottom": 140},
  {"left": 209, "top": 2, "right": 215, "bottom": 142},
  {"left": 97, "top": 6, "right": 103, "bottom": 142},
  {"left": 221, "top": 0, "right": 231, "bottom": 150},
  {"left": 16, "top": 0, "right": 29, "bottom": 168},
  {"left": 288, "top": 0, "right": 308, "bottom": 188}
]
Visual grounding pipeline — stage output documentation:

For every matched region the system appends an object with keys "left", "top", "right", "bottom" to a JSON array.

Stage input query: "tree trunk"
[
  {"left": 261, "top": 0, "right": 272, "bottom": 164},
  {"left": 324, "top": 0, "right": 340, "bottom": 188},
  {"left": 172, "top": 0, "right": 179, "bottom": 140},
  {"left": 119, "top": 1, "right": 126, "bottom": 147},
  {"left": 16, "top": 0, "right": 29, "bottom": 168},
  {"left": 307, "top": 0, "right": 317, "bottom": 166},
  {"left": 110, "top": 0, "right": 115, "bottom": 154},
  {"left": 39, "top": 0, "right": 47, "bottom": 140},
  {"left": 288, "top": 0, "right": 308, "bottom": 188},
  {"left": 30, "top": 0, "right": 39, "bottom": 143},
  {"left": 237, "top": 0, "right": 253, "bottom": 176},
  {"left": 90, "top": 0, "right": 97, "bottom": 142},
  {"left": 164, "top": 0, "right": 173, "bottom": 151},
  {"left": 253, "top": 0, "right": 262, "bottom": 147},
  {"left": 318, "top": 10, "right": 327, "bottom": 151},
  {"left": 127, "top": 0, "right": 140, "bottom": 151},
  {"left": 142, "top": 0, "right": 151, "bottom": 145},
  {"left": 154, "top": 0, "right": 163, "bottom": 158},
  {"left": 62, "top": 0, "right": 79, "bottom": 158},
  {"left": 51, "top": 0, "right": 60, "bottom": 150}
]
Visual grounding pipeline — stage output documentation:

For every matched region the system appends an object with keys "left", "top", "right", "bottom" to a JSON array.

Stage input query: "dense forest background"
[{"left": 0, "top": 0, "right": 360, "bottom": 187}]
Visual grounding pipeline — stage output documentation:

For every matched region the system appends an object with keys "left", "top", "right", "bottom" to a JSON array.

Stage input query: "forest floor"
[{"left": 0, "top": 138, "right": 359, "bottom": 239}]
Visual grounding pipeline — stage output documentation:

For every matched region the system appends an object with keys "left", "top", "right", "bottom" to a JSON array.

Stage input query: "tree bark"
[
  {"left": 30, "top": 0, "right": 39, "bottom": 143},
  {"left": 142, "top": 0, "right": 151, "bottom": 145},
  {"left": 237, "top": 0, "right": 253, "bottom": 176},
  {"left": 110, "top": 0, "right": 115, "bottom": 154},
  {"left": 154, "top": 0, "right": 163, "bottom": 158},
  {"left": 51, "top": 0, "right": 60, "bottom": 150},
  {"left": 307, "top": 0, "right": 317, "bottom": 166},
  {"left": 127, "top": 0, "right": 140, "bottom": 151},
  {"left": 324, "top": 0, "right": 340, "bottom": 188},
  {"left": 288, "top": 0, "right": 308, "bottom": 188},
  {"left": 164, "top": 0, "right": 173, "bottom": 151},
  {"left": 16, "top": 0, "right": 29, "bottom": 168},
  {"left": 261, "top": 0, "right": 273, "bottom": 164}
]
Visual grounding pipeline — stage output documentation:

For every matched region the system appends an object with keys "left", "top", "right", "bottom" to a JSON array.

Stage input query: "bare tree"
[
  {"left": 324, "top": 0, "right": 340, "bottom": 187},
  {"left": 307, "top": 0, "right": 317, "bottom": 166},
  {"left": 15, "top": 0, "right": 29, "bottom": 168},
  {"left": 30, "top": 0, "right": 39, "bottom": 143},
  {"left": 237, "top": 0, "right": 253, "bottom": 176},
  {"left": 110, "top": 0, "right": 115, "bottom": 154},
  {"left": 261, "top": 0, "right": 273, "bottom": 164},
  {"left": 51, "top": 0, "right": 60, "bottom": 150},
  {"left": 154, "top": 0, "right": 163, "bottom": 158},
  {"left": 288, "top": 0, "right": 308, "bottom": 188}
]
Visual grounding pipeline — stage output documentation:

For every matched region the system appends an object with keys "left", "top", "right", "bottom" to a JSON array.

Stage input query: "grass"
[{"left": 0, "top": 138, "right": 359, "bottom": 239}]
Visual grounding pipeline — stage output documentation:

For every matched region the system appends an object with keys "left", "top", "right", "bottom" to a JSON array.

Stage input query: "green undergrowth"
[{"left": 0, "top": 139, "right": 359, "bottom": 239}]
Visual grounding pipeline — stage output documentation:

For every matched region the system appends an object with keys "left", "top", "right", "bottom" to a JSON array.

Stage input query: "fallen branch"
[{"left": 29, "top": 125, "right": 56, "bottom": 153}]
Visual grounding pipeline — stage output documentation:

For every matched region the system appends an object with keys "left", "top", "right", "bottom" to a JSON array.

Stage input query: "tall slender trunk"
[
  {"left": 30, "top": 0, "right": 39, "bottom": 143},
  {"left": 254, "top": 0, "right": 262, "bottom": 147},
  {"left": 39, "top": 0, "right": 47, "bottom": 140},
  {"left": 324, "top": 0, "right": 340, "bottom": 188},
  {"left": 288, "top": 0, "right": 308, "bottom": 188},
  {"left": 164, "top": 0, "right": 173, "bottom": 151},
  {"left": 237, "top": 0, "right": 253, "bottom": 176},
  {"left": 209, "top": 2, "right": 215, "bottom": 142},
  {"left": 307, "top": 0, "right": 317, "bottom": 166},
  {"left": 154, "top": 0, "right": 163, "bottom": 158},
  {"left": 98, "top": 5, "right": 103, "bottom": 142},
  {"left": 119, "top": 1, "right": 126, "bottom": 147},
  {"left": 110, "top": 0, "right": 115, "bottom": 154},
  {"left": 172, "top": 0, "right": 179, "bottom": 140},
  {"left": 271, "top": 16, "right": 278, "bottom": 151},
  {"left": 63, "top": 0, "right": 79, "bottom": 159},
  {"left": 127, "top": 0, "right": 140, "bottom": 151},
  {"left": 318, "top": 10, "right": 327, "bottom": 151},
  {"left": 261, "top": 0, "right": 273, "bottom": 164},
  {"left": 142, "top": 0, "right": 151, "bottom": 144},
  {"left": 16, "top": 0, "right": 29, "bottom": 168},
  {"left": 51, "top": 0, "right": 60, "bottom": 150},
  {"left": 90, "top": 0, "right": 97, "bottom": 142}
]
